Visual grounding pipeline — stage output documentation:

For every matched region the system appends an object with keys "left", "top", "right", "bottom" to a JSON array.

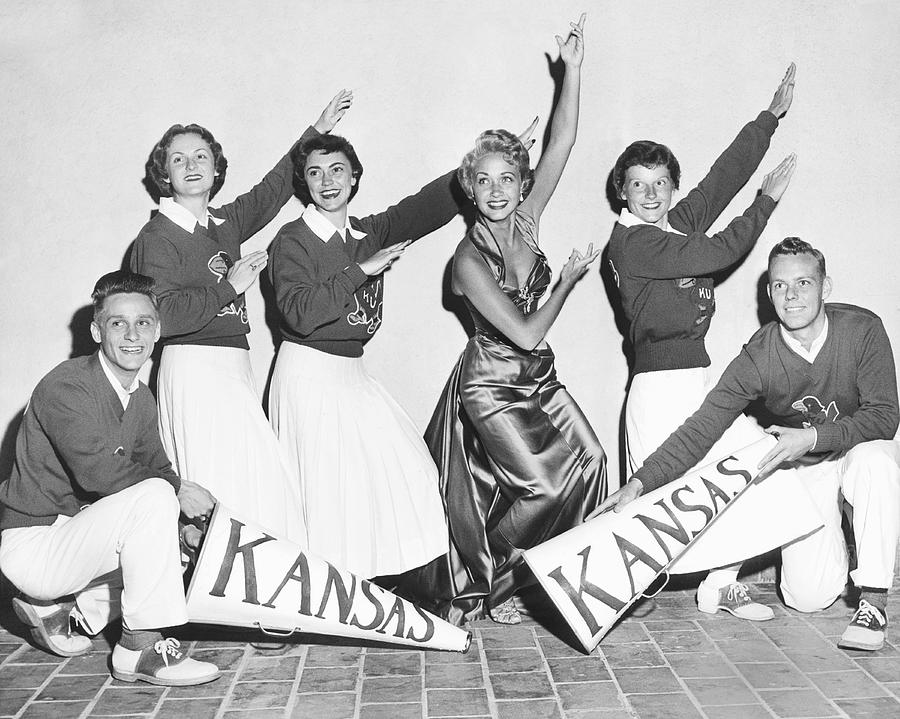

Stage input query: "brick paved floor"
[{"left": 3, "top": 574, "right": 900, "bottom": 719}]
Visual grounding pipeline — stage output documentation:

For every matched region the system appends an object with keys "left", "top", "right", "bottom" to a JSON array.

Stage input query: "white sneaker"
[
  {"left": 112, "top": 638, "right": 220, "bottom": 686},
  {"left": 697, "top": 582, "right": 774, "bottom": 621}
]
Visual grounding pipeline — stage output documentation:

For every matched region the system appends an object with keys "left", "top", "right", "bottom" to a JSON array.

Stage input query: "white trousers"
[
  {"left": 0, "top": 478, "right": 188, "bottom": 634},
  {"left": 779, "top": 440, "right": 900, "bottom": 611},
  {"left": 627, "top": 368, "right": 900, "bottom": 610}
]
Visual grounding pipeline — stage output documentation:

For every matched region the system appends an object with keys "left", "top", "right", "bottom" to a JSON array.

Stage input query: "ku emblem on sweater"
[{"left": 793, "top": 395, "right": 840, "bottom": 426}]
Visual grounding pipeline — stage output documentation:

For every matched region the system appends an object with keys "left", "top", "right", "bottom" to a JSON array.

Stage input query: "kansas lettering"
[
  {"left": 542, "top": 456, "right": 752, "bottom": 640},
  {"left": 206, "top": 518, "right": 435, "bottom": 643}
]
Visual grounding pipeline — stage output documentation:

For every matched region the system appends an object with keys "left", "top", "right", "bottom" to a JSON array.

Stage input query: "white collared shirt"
[
  {"left": 158, "top": 197, "right": 226, "bottom": 232},
  {"left": 780, "top": 316, "right": 829, "bottom": 363},
  {"left": 301, "top": 204, "right": 367, "bottom": 243},
  {"left": 616, "top": 208, "right": 685, "bottom": 236},
  {"left": 98, "top": 352, "right": 140, "bottom": 410}
]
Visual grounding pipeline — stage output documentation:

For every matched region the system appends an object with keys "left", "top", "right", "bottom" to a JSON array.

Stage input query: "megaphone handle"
[
  {"left": 254, "top": 622, "right": 299, "bottom": 638},
  {"left": 641, "top": 571, "right": 671, "bottom": 598}
]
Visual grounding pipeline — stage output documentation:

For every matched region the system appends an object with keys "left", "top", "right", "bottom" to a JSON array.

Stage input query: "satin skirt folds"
[
  {"left": 410, "top": 333, "right": 607, "bottom": 626},
  {"left": 268, "top": 342, "right": 449, "bottom": 578},
  {"left": 157, "top": 344, "right": 306, "bottom": 543}
]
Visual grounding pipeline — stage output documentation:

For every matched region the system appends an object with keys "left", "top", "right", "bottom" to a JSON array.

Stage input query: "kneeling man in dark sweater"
[
  {"left": 600, "top": 238, "right": 900, "bottom": 652},
  {"left": 0, "top": 271, "right": 221, "bottom": 685}
]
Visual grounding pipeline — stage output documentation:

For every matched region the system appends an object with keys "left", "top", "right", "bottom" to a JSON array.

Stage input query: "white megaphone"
[
  {"left": 185, "top": 503, "right": 471, "bottom": 653},
  {"left": 523, "top": 438, "right": 824, "bottom": 653}
]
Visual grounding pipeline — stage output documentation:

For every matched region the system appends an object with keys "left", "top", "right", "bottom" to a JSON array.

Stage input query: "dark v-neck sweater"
[
  {"left": 633, "top": 303, "right": 899, "bottom": 491},
  {"left": 608, "top": 111, "right": 779, "bottom": 375},
  {"left": 0, "top": 353, "right": 180, "bottom": 530}
]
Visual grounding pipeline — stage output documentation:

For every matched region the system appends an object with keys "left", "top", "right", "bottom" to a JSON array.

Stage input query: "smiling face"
[
  {"left": 304, "top": 150, "right": 357, "bottom": 217},
  {"left": 472, "top": 153, "right": 522, "bottom": 224},
  {"left": 620, "top": 164, "right": 674, "bottom": 228},
  {"left": 767, "top": 253, "right": 832, "bottom": 340},
  {"left": 165, "top": 133, "right": 217, "bottom": 202},
  {"left": 90, "top": 292, "right": 160, "bottom": 388}
]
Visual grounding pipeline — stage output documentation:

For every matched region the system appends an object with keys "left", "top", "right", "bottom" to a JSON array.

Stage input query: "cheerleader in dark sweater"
[
  {"left": 605, "top": 67, "right": 796, "bottom": 619},
  {"left": 267, "top": 125, "right": 478, "bottom": 578},
  {"left": 130, "top": 91, "right": 351, "bottom": 543}
]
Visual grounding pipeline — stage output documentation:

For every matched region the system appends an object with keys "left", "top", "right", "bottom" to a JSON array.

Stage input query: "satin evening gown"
[{"left": 406, "top": 210, "right": 607, "bottom": 625}]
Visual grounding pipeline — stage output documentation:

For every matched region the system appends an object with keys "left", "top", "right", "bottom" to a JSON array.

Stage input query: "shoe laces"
[
  {"left": 725, "top": 582, "right": 752, "bottom": 604},
  {"left": 68, "top": 606, "right": 86, "bottom": 636},
  {"left": 853, "top": 600, "right": 885, "bottom": 628},
  {"left": 152, "top": 638, "right": 184, "bottom": 667}
]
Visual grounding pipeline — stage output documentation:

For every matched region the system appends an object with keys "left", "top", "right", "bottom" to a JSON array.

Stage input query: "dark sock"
[
  {"left": 119, "top": 625, "right": 164, "bottom": 651},
  {"left": 859, "top": 587, "right": 888, "bottom": 615}
]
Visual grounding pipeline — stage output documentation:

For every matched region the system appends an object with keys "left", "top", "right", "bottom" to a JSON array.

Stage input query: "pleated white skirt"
[
  {"left": 157, "top": 344, "right": 306, "bottom": 544},
  {"left": 269, "top": 342, "right": 448, "bottom": 577}
]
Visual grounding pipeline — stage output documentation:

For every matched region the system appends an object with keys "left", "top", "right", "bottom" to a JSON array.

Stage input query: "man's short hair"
[
  {"left": 91, "top": 271, "right": 158, "bottom": 322},
  {"left": 768, "top": 237, "right": 827, "bottom": 278},
  {"left": 612, "top": 140, "right": 682, "bottom": 196}
]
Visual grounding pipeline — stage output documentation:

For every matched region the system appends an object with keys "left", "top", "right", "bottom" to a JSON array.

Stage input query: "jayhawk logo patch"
[
  {"left": 207, "top": 251, "right": 233, "bottom": 281},
  {"left": 207, "top": 251, "right": 247, "bottom": 324},
  {"left": 791, "top": 395, "right": 840, "bottom": 427}
]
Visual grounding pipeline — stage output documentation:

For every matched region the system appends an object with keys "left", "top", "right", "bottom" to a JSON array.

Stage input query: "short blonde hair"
[{"left": 458, "top": 129, "right": 532, "bottom": 199}]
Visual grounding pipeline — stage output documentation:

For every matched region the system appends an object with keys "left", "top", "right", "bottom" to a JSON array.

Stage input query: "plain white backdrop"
[{"left": 1, "top": 0, "right": 898, "bottom": 486}]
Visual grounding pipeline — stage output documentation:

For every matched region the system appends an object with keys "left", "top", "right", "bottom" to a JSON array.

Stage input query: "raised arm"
[
  {"left": 358, "top": 169, "right": 461, "bottom": 249},
  {"left": 224, "top": 90, "right": 353, "bottom": 241},
  {"left": 520, "top": 13, "right": 584, "bottom": 219},
  {"left": 454, "top": 238, "right": 598, "bottom": 351},
  {"left": 668, "top": 64, "right": 795, "bottom": 235},
  {"left": 627, "top": 153, "right": 796, "bottom": 279}
]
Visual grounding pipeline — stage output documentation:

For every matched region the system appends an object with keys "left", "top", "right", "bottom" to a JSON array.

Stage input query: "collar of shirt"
[
  {"left": 616, "top": 208, "right": 685, "bottom": 236},
  {"left": 98, "top": 352, "right": 140, "bottom": 410},
  {"left": 158, "top": 197, "right": 227, "bottom": 232},
  {"left": 301, "top": 204, "right": 367, "bottom": 243},
  {"left": 780, "top": 315, "right": 829, "bottom": 362}
]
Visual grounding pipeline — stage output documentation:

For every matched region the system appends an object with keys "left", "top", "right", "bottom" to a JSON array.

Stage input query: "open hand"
[
  {"left": 556, "top": 13, "right": 586, "bottom": 67},
  {"left": 359, "top": 240, "right": 411, "bottom": 276},
  {"left": 587, "top": 478, "right": 644, "bottom": 519},
  {"left": 760, "top": 153, "right": 797, "bottom": 202},
  {"left": 559, "top": 242, "right": 600, "bottom": 286},
  {"left": 226, "top": 250, "right": 267, "bottom": 295},
  {"left": 768, "top": 63, "right": 796, "bottom": 118},
  {"left": 315, "top": 89, "right": 354, "bottom": 134},
  {"left": 757, "top": 425, "right": 817, "bottom": 476}
]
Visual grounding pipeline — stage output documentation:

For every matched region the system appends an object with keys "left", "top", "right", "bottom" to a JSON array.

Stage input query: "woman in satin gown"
[{"left": 407, "top": 14, "right": 606, "bottom": 626}]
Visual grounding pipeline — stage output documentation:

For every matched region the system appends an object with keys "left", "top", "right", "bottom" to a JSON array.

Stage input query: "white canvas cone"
[
  {"left": 185, "top": 503, "right": 471, "bottom": 653},
  {"left": 523, "top": 438, "right": 825, "bottom": 653}
]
